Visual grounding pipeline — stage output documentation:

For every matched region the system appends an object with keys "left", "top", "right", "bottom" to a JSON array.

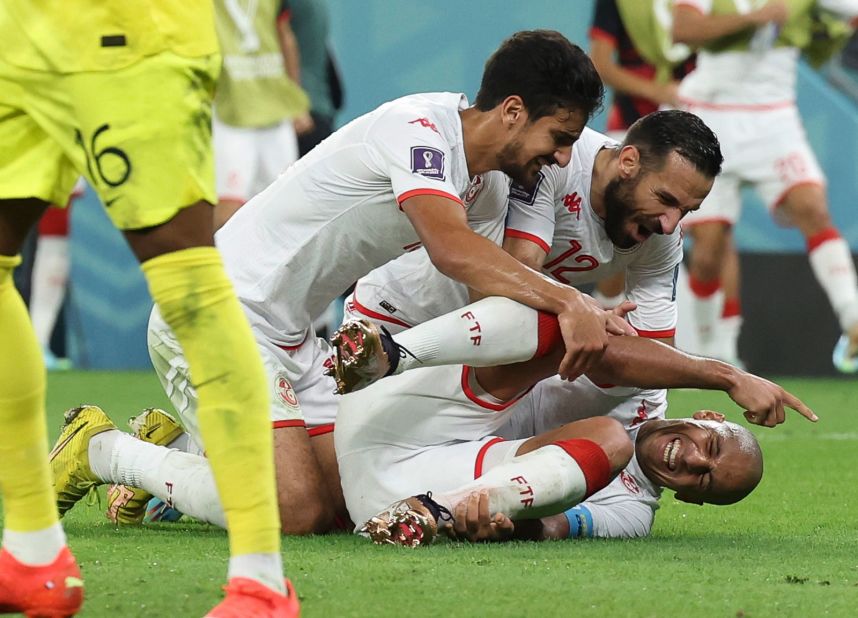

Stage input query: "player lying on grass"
[
  {"left": 334, "top": 296, "right": 810, "bottom": 545},
  {"left": 49, "top": 298, "right": 810, "bottom": 543}
]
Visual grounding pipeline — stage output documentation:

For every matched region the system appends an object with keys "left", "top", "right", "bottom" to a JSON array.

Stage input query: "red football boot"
[
  {"left": 205, "top": 577, "right": 300, "bottom": 618},
  {"left": 0, "top": 546, "right": 84, "bottom": 617}
]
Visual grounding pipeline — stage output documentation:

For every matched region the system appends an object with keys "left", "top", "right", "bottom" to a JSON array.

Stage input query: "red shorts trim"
[
  {"left": 308, "top": 423, "right": 335, "bottom": 437},
  {"left": 634, "top": 327, "right": 676, "bottom": 338},
  {"left": 272, "top": 419, "right": 306, "bottom": 430},
  {"left": 350, "top": 293, "right": 413, "bottom": 329},
  {"left": 771, "top": 180, "right": 825, "bottom": 212},
  {"left": 553, "top": 438, "right": 611, "bottom": 497},
  {"left": 681, "top": 97, "right": 794, "bottom": 112},
  {"left": 474, "top": 437, "right": 505, "bottom": 479},
  {"left": 217, "top": 194, "right": 247, "bottom": 205},
  {"left": 504, "top": 228, "right": 551, "bottom": 254}
]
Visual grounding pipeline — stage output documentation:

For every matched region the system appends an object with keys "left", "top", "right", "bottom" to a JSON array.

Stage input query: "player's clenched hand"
[
  {"left": 727, "top": 371, "right": 818, "bottom": 427},
  {"left": 442, "top": 491, "right": 514, "bottom": 543},
  {"left": 557, "top": 292, "right": 610, "bottom": 380}
]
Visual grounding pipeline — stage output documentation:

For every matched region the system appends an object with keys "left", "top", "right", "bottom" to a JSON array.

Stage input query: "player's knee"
[
  {"left": 579, "top": 417, "right": 633, "bottom": 475},
  {"left": 278, "top": 492, "right": 335, "bottom": 535}
]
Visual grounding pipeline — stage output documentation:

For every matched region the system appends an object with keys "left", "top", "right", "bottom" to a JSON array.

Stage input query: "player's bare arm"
[
  {"left": 584, "top": 337, "right": 817, "bottom": 426},
  {"left": 589, "top": 35, "right": 679, "bottom": 107},
  {"left": 401, "top": 193, "right": 632, "bottom": 380},
  {"left": 672, "top": 2, "right": 788, "bottom": 47}
]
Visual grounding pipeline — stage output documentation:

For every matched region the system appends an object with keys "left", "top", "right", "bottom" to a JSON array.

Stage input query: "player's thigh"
[
  {"left": 309, "top": 428, "right": 347, "bottom": 520},
  {"left": 0, "top": 68, "right": 78, "bottom": 211},
  {"left": 213, "top": 118, "right": 258, "bottom": 203},
  {"left": 272, "top": 424, "right": 334, "bottom": 534},
  {"left": 63, "top": 52, "right": 219, "bottom": 233}
]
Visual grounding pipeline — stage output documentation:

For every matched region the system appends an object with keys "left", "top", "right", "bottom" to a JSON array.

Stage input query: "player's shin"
[
  {"left": 391, "top": 297, "right": 548, "bottom": 373},
  {"left": 435, "top": 440, "right": 612, "bottom": 521},
  {"left": 142, "top": 247, "right": 283, "bottom": 593},
  {"left": 688, "top": 275, "right": 723, "bottom": 356},
  {"left": 0, "top": 255, "right": 67, "bottom": 563},
  {"left": 808, "top": 229, "right": 858, "bottom": 334},
  {"left": 99, "top": 432, "right": 227, "bottom": 527}
]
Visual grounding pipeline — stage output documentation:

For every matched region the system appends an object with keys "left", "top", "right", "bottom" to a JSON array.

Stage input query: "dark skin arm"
[
  {"left": 402, "top": 194, "right": 624, "bottom": 380},
  {"left": 476, "top": 333, "right": 816, "bottom": 427}
]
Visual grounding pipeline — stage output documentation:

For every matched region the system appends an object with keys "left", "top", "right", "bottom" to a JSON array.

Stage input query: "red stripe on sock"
[
  {"left": 535, "top": 312, "right": 561, "bottom": 358},
  {"left": 688, "top": 276, "right": 721, "bottom": 298},
  {"left": 722, "top": 298, "right": 742, "bottom": 318},
  {"left": 474, "top": 437, "right": 505, "bottom": 479},
  {"left": 552, "top": 438, "right": 612, "bottom": 498},
  {"left": 807, "top": 227, "right": 841, "bottom": 252}
]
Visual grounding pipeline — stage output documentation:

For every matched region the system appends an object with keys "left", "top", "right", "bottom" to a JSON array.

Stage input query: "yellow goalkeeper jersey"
[{"left": 0, "top": 0, "right": 218, "bottom": 73}]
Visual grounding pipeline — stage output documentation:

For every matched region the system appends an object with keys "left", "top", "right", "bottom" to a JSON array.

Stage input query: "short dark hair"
[
  {"left": 623, "top": 110, "right": 723, "bottom": 178},
  {"left": 474, "top": 30, "right": 604, "bottom": 122}
]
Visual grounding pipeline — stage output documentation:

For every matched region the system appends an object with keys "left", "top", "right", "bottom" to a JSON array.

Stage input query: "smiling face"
[
  {"left": 604, "top": 148, "right": 713, "bottom": 249},
  {"left": 635, "top": 416, "right": 763, "bottom": 505},
  {"left": 497, "top": 105, "right": 587, "bottom": 189}
]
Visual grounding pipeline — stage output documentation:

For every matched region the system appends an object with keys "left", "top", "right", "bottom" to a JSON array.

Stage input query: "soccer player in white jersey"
[
  {"left": 54, "top": 30, "right": 635, "bottom": 534},
  {"left": 672, "top": 0, "right": 858, "bottom": 371},
  {"left": 332, "top": 109, "right": 724, "bottom": 393},
  {"left": 334, "top": 297, "right": 809, "bottom": 546}
]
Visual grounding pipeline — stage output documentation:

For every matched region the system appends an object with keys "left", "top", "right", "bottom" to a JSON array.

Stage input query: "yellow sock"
[
  {"left": 0, "top": 254, "right": 58, "bottom": 532},
  {"left": 142, "top": 247, "right": 280, "bottom": 556}
]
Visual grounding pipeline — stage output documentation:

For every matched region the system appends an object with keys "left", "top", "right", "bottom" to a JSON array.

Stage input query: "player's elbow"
[{"left": 425, "top": 240, "right": 472, "bottom": 281}]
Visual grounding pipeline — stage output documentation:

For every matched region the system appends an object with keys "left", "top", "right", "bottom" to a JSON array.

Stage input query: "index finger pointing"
[{"left": 783, "top": 391, "right": 818, "bottom": 422}]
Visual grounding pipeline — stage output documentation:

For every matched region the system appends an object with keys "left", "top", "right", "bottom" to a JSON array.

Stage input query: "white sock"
[
  {"left": 392, "top": 297, "right": 540, "bottom": 373},
  {"left": 29, "top": 236, "right": 70, "bottom": 349},
  {"left": 93, "top": 432, "right": 227, "bottom": 528},
  {"left": 434, "top": 443, "right": 601, "bottom": 520},
  {"left": 228, "top": 553, "right": 286, "bottom": 594},
  {"left": 690, "top": 287, "right": 723, "bottom": 354},
  {"left": 808, "top": 237, "right": 858, "bottom": 332},
  {"left": 714, "top": 314, "right": 743, "bottom": 364},
  {"left": 2, "top": 523, "right": 66, "bottom": 566}
]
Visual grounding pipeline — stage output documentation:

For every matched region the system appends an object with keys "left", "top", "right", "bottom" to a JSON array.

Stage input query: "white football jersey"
[
  {"left": 348, "top": 171, "right": 510, "bottom": 328},
  {"left": 497, "top": 376, "right": 664, "bottom": 538},
  {"left": 349, "top": 127, "right": 683, "bottom": 337},
  {"left": 216, "top": 92, "right": 484, "bottom": 346}
]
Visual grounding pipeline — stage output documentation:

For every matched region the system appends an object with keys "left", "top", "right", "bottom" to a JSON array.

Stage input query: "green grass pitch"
[{"left": 2, "top": 371, "right": 857, "bottom": 617}]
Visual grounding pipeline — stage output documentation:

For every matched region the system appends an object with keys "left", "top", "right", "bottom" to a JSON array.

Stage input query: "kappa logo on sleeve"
[
  {"left": 508, "top": 171, "right": 544, "bottom": 205},
  {"left": 411, "top": 146, "right": 446, "bottom": 181}
]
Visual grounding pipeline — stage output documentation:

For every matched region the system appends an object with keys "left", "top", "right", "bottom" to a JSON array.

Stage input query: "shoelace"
[
  {"left": 379, "top": 324, "right": 420, "bottom": 376},
  {"left": 414, "top": 491, "right": 454, "bottom": 524}
]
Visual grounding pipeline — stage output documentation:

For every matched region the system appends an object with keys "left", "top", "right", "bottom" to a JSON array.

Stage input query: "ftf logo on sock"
[{"left": 411, "top": 146, "right": 445, "bottom": 180}]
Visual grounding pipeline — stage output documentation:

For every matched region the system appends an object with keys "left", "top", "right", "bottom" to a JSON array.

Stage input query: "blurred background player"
[
  {"left": 0, "top": 2, "right": 296, "bottom": 616},
  {"left": 28, "top": 179, "right": 85, "bottom": 371},
  {"left": 212, "top": 0, "right": 312, "bottom": 229},
  {"left": 673, "top": 0, "right": 858, "bottom": 371},
  {"left": 588, "top": 0, "right": 696, "bottom": 310}
]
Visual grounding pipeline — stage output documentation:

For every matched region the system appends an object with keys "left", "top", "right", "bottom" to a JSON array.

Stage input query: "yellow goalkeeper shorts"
[{"left": 0, "top": 51, "right": 219, "bottom": 229}]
